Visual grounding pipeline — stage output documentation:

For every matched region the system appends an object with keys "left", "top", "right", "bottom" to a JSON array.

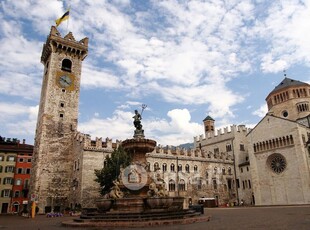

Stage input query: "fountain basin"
[
  {"left": 145, "top": 197, "right": 173, "bottom": 209},
  {"left": 96, "top": 198, "right": 114, "bottom": 212}
]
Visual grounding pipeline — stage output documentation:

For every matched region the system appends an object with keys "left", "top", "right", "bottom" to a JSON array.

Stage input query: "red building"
[
  {"left": 11, "top": 151, "right": 32, "bottom": 213},
  {"left": 0, "top": 136, "right": 33, "bottom": 214}
]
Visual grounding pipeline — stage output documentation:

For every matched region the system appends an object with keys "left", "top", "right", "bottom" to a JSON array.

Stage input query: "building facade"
[
  {"left": 0, "top": 137, "right": 33, "bottom": 214},
  {"left": 248, "top": 78, "right": 310, "bottom": 205}
]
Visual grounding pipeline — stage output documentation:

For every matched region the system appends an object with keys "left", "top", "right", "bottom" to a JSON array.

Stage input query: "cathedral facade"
[
  {"left": 30, "top": 27, "right": 310, "bottom": 213},
  {"left": 247, "top": 78, "right": 310, "bottom": 205}
]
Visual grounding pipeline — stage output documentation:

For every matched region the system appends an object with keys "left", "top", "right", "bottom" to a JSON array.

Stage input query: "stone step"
[{"left": 77, "top": 210, "right": 200, "bottom": 222}]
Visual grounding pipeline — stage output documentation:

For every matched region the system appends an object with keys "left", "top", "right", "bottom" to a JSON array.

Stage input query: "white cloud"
[
  {"left": 78, "top": 108, "right": 203, "bottom": 146},
  {"left": 3, "top": 0, "right": 310, "bottom": 145},
  {"left": 252, "top": 104, "right": 268, "bottom": 118},
  {"left": 0, "top": 103, "right": 38, "bottom": 139},
  {"left": 81, "top": 64, "right": 121, "bottom": 89},
  {"left": 257, "top": 1, "right": 310, "bottom": 72}
]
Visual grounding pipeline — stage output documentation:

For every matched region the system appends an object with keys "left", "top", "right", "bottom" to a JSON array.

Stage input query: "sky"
[{"left": 1, "top": 0, "right": 310, "bottom": 146}]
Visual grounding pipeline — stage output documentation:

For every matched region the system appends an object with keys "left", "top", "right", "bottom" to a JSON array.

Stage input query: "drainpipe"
[
  {"left": 176, "top": 156, "right": 179, "bottom": 197},
  {"left": 231, "top": 138, "right": 239, "bottom": 204}
]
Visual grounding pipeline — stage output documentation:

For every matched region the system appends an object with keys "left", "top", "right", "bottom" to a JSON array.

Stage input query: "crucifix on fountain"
[{"left": 133, "top": 104, "right": 147, "bottom": 139}]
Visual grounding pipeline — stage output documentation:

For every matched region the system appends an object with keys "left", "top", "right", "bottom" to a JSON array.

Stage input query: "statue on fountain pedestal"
[
  {"left": 133, "top": 110, "right": 142, "bottom": 130},
  {"left": 132, "top": 104, "right": 147, "bottom": 139}
]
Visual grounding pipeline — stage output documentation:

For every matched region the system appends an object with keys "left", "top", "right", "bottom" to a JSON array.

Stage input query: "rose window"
[{"left": 268, "top": 154, "right": 286, "bottom": 174}]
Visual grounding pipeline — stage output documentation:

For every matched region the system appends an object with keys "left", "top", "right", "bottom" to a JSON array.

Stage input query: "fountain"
[{"left": 63, "top": 105, "right": 209, "bottom": 228}]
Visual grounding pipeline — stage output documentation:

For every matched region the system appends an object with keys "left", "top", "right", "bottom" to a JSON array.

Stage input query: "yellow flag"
[{"left": 55, "top": 10, "right": 69, "bottom": 27}]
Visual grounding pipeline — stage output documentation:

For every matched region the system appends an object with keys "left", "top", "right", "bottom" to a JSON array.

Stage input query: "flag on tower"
[{"left": 55, "top": 10, "right": 70, "bottom": 27}]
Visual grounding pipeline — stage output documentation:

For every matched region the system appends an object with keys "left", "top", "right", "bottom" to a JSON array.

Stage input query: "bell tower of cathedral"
[
  {"left": 203, "top": 115, "right": 215, "bottom": 136},
  {"left": 30, "top": 26, "right": 88, "bottom": 213}
]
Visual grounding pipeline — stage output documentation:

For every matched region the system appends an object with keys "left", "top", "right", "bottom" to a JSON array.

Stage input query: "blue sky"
[{"left": 1, "top": 0, "right": 310, "bottom": 146}]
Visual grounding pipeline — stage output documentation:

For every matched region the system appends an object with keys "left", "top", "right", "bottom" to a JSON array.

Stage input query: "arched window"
[
  {"left": 214, "top": 167, "right": 217, "bottom": 174},
  {"left": 178, "top": 164, "right": 182, "bottom": 172},
  {"left": 222, "top": 168, "right": 226, "bottom": 175},
  {"left": 154, "top": 162, "right": 159, "bottom": 171},
  {"left": 162, "top": 163, "right": 167, "bottom": 172},
  {"left": 170, "top": 163, "right": 175, "bottom": 172},
  {"left": 178, "top": 179, "right": 186, "bottom": 191},
  {"left": 228, "top": 167, "right": 232, "bottom": 175},
  {"left": 205, "top": 171, "right": 209, "bottom": 179},
  {"left": 169, "top": 180, "right": 175, "bottom": 191},
  {"left": 61, "top": 59, "right": 72, "bottom": 72},
  {"left": 185, "top": 164, "right": 190, "bottom": 173},
  {"left": 15, "top": 179, "right": 22, "bottom": 186},
  {"left": 194, "top": 165, "right": 198, "bottom": 172},
  {"left": 14, "top": 190, "right": 20, "bottom": 198}
]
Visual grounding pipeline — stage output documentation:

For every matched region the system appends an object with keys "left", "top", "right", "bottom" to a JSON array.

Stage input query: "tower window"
[
  {"left": 60, "top": 102, "right": 65, "bottom": 108},
  {"left": 61, "top": 59, "right": 72, "bottom": 72},
  {"left": 60, "top": 113, "right": 64, "bottom": 118},
  {"left": 282, "top": 110, "right": 288, "bottom": 117}
]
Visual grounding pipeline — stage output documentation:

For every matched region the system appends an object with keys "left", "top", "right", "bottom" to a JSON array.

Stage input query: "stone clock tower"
[{"left": 30, "top": 26, "right": 88, "bottom": 213}]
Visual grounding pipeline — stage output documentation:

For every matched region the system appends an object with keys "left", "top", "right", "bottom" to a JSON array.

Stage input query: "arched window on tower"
[{"left": 61, "top": 59, "right": 72, "bottom": 72}]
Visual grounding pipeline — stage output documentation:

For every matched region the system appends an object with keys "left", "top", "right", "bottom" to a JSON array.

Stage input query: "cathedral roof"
[
  {"left": 203, "top": 115, "right": 214, "bottom": 121},
  {"left": 270, "top": 77, "right": 308, "bottom": 94}
]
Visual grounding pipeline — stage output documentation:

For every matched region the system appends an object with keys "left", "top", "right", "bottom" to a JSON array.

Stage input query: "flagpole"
[{"left": 67, "top": 6, "right": 70, "bottom": 33}]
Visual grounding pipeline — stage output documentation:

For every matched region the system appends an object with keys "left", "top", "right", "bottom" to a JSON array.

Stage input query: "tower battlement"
[
  {"left": 74, "top": 132, "right": 120, "bottom": 151},
  {"left": 150, "top": 145, "right": 234, "bottom": 162},
  {"left": 194, "top": 124, "right": 251, "bottom": 142},
  {"left": 41, "top": 26, "right": 88, "bottom": 64}
]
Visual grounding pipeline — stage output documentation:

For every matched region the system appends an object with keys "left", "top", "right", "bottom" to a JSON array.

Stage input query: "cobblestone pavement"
[{"left": 0, "top": 205, "right": 309, "bottom": 230}]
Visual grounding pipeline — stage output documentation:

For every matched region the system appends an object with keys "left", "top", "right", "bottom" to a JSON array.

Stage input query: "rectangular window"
[
  {"left": 5, "top": 166, "right": 15, "bottom": 173},
  {"left": 17, "top": 168, "right": 22, "bottom": 174},
  {"left": 26, "top": 168, "right": 31, "bottom": 174},
  {"left": 2, "top": 189, "right": 11, "bottom": 197},
  {"left": 0, "top": 155, "right": 4, "bottom": 161},
  {"left": 18, "top": 158, "right": 23, "bottom": 162},
  {"left": 226, "top": 144, "right": 232, "bottom": 152},
  {"left": 7, "top": 156, "right": 15, "bottom": 162},
  {"left": 227, "top": 179, "right": 232, "bottom": 190},
  {"left": 24, "top": 180, "right": 29, "bottom": 189},
  {"left": 28, "top": 158, "right": 32, "bottom": 162},
  {"left": 242, "top": 181, "right": 245, "bottom": 189},
  {"left": 4, "top": 178, "right": 14, "bottom": 185},
  {"left": 214, "top": 148, "right": 219, "bottom": 154},
  {"left": 236, "top": 179, "right": 240, "bottom": 188},
  {"left": 213, "top": 179, "right": 217, "bottom": 190},
  {"left": 248, "top": 180, "right": 251, "bottom": 189},
  {"left": 240, "top": 144, "right": 245, "bottom": 151}
]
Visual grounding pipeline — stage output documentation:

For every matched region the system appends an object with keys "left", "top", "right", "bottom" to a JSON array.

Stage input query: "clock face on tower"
[
  {"left": 59, "top": 75, "right": 72, "bottom": 88},
  {"left": 56, "top": 72, "right": 75, "bottom": 90}
]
